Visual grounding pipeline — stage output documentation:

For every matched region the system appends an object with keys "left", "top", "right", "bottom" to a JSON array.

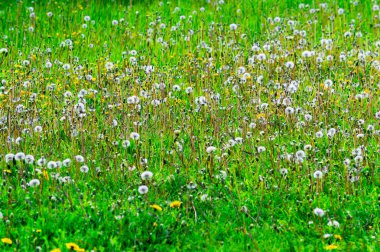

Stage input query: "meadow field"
[{"left": 0, "top": 0, "right": 379, "bottom": 251}]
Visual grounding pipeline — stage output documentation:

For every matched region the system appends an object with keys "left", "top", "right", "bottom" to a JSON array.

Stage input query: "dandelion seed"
[
  {"left": 249, "top": 122, "right": 257, "bottom": 129},
  {"left": 354, "top": 155, "right": 363, "bottom": 163},
  {"left": 200, "top": 194, "right": 210, "bottom": 201},
  {"left": 138, "top": 185, "right": 149, "bottom": 194},
  {"left": 45, "top": 61, "right": 52, "bottom": 68},
  {"left": 206, "top": 146, "right": 217, "bottom": 153},
  {"left": 241, "top": 206, "right": 249, "bottom": 213},
  {"left": 127, "top": 95, "right": 140, "bottom": 104},
  {"left": 141, "top": 171, "right": 153, "bottom": 180},
  {"left": 75, "top": 155, "right": 85, "bottom": 163},
  {"left": 37, "top": 157, "right": 47, "bottom": 167},
  {"left": 105, "top": 62, "right": 114, "bottom": 70},
  {"left": 129, "top": 166, "right": 136, "bottom": 171},
  {"left": 47, "top": 161, "right": 57, "bottom": 169},
  {"left": 257, "top": 146, "right": 266, "bottom": 153},
  {"left": 185, "top": 87, "right": 193, "bottom": 94},
  {"left": 62, "top": 158, "right": 71, "bottom": 167},
  {"left": 376, "top": 111, "right": 380, "bottom": 119},
  {"left": 187, "top": 182, "right": 197, "bottom": 189},
  {"left": 327, "top": 220, "right": 340, "bottom": 228},
  {"left": 28, "top": 179, "right": 40, "bottom": 187},
  {"left": 327, "top": 128, "right": 336, "bottom": 137},
  {"left": 315, "top": 131, "right": 324, "bottom": 138},
  {"left": 0, "top": 48, "right": 8, "bottom": 54},
  {"left": 56, "top": 161, "right": 62, "bottom": 168},
  {"left": 34, "top": 126, "right": 43, "bottom": 133},
  {"left": 24, "top": 155, "right": 34, "bottom": 164},
  {"left": 14, "top": 152, "right": 25, "bottom": 161},
  {"left": 343, "top": 158, "right": 350, "bottom": 166},
  {"left": 62, "top": 64, "right": 70, "bottom": 70},
  {"left": 285, "top": 61, "right": 295, "bottom": 69},
  {"left": 122, "top": 140, "right": 131, "bottom": 148},
  {"left": 356, "top": 133, "right": 364, "bottom": 138},
  {"left": 220, "top": 170, "right": 227, "bottom": 179},
  {"left": 285, "top": 106, "right": 294, "bottom": 115},
  {"left": 313, "top": 207, "right": 325, "bottom": 217},
  {"left": 295, "top": 150, "right": 306, "bottom": 159},
  {"left": 172, "top": 85, "right": 181, "bottom": 91},
  {"left": 280, "top": 168, "right": 288, "bottom": 176},
  {"left": 130, "top": 132, "right": 140, "bottom": 140},
  {"left": 5, "top": 153, "right": 15, "bottom": 163},
  {"left": 80, "top": 165, "right": 89, "bottom": 173},
  {"left": 313, "top": 170, "right": 323, "bottom": 179}
]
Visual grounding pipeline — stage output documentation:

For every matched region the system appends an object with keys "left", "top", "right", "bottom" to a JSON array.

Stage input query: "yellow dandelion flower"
[
  {"left": 43, "top": 170, "right": 49, "bottom": 180},
  {"left": 1, "top": 238, "right": 12, "bottom": 245},
  {"left": 334, "top": 234, "right": 342, "bottom": 240},
  {"left": 170, "top": 201, "right": 182, "bottom": 208},
  {"left": 65, "top": 243, "right": 83, "bottom": 251},
  {"left": 50, "top": 249, "right": 61, "bottom": 252},
  {"left": 150, "top": 204, "right": 163, "bottom": 211},
  {"left": 256, "top": 113, "right": 266, "bottom": 120},
  {"left": 325, "top": 244, "right": 338, "bottom": 250},
  {"left": 35, "top": 229, "right": 42, "bottom": 233}
]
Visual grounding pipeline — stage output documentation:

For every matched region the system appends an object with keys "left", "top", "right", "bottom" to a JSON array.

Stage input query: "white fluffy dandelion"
[
  {"left": 206, "top": 146, "right": 217, "bottom": 154},
  {"left": 28, "top": 179, "right": 40, "bottom": 187},
  {"left": 141, "top": 171, "right": 153, "bottom": 180},
  {"left": 138, "top": 185, "right": 149, "bottom": 194},
  {"left": 313, "top": 207, "right": 325, "bottom": 217},
  {"left": 130, "top": 132, "right": 140, "bottom": 140},
  {"left": 313, "top": 170, "right": 323, "bottom": 179},
  {"left": 75, "top": 155, "right": 85, "bottom": 163},
  {"left": 80, "top": 165, "right": 89, "bottom": 173}
]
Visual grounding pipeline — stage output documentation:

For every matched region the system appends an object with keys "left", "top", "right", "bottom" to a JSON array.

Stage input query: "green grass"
[{"left": 0, "top": 0, "right": 379, "bottom": 251}]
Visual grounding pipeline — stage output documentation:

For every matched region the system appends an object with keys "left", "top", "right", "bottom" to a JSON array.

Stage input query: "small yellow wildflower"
[
  {"left": 50, "top": 249, "right": 61, "bottom": 252},
  {"left": 150, "top": 204, "right": 163, "bottom": 211},
  {"left": 256, "top": 114, "right": 266, "bottom": 120},
  {"left": 334, "top": 234, "right": 342, "bottom": 240},
  {"left": 170, "top": 201, "right": 182, "bottom": 208},
  {"left": 35, "top": 229, "right": 42, "bottom": 233},
  {"left": 43, "top": 170, "right": 49, "bottom": 180},
  {"left": 1, "top": 238, "right": 12, "bottom": 245},
  {"left": 65, "top": 243, "right": 84, "bottom": 251},
  {"left": 325, "top": 244, "right": 338, "bottom": 250}
]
